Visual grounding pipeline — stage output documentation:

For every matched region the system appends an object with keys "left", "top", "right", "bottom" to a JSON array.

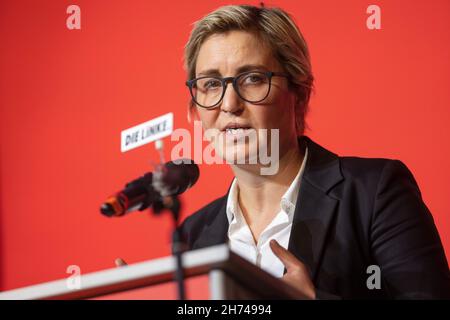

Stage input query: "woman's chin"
[{"left": 217, "top": 144, "right": 258, "bottom": 165}]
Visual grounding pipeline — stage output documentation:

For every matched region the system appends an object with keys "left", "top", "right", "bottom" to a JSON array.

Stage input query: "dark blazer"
[{"left": 180, "top": 136, "right": 450, "bottom": 299}]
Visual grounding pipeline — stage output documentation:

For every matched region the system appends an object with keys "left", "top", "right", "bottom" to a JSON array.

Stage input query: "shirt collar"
[
  {"left": 226, "top": 146, "right": 309, "bottom": 224},
  {"left": 226, "top": 178, "right": 239, "bottom": 225}
]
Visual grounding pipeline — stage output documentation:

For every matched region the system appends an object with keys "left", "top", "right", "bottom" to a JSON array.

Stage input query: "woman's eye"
[
  {"left": 243, "top": 74, "right": 265, "bottom": 84},
  {"left": 203, "top": 79, "right": 221, "bottom": 89}
]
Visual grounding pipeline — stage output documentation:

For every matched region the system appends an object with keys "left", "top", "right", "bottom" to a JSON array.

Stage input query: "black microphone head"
[{"left": 153, "top": 158, "right": 199, "bottom": 196}]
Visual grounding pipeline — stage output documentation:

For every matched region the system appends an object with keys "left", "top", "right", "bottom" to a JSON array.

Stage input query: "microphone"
[{"left": 100, "top": 159, "right": 199, "bottom": 217}]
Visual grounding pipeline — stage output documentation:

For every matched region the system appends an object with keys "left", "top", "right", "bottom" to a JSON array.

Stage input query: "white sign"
[{"left": 121, "top": 113, "right": 173, "bottom": 152}]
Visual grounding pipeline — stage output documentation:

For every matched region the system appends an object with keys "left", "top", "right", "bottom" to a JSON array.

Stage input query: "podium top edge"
[{"left": 0, "top": 244, "right": 232, "bottom": 300}]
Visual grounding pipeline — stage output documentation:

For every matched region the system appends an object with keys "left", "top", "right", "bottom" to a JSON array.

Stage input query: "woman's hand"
[
  {"left": 269, "top": 239, "right": 316, "bottom": 300},
  {"left": 114, "top": 258, "right": 128, "bottom": 267}
]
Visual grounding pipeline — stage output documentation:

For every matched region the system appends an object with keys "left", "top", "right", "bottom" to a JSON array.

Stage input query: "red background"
[{"left": 1, "top": 0, "right": 449, "bottom": 294}]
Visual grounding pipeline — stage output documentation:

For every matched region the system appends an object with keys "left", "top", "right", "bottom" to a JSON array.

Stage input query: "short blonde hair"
[{"left": 184, "top": 4, "right": 314, "bottom": 134}]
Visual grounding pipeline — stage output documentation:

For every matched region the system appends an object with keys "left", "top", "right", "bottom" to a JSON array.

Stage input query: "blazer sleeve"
[{"left": 370, "top": 160, "right": 450, "bottom": 299}]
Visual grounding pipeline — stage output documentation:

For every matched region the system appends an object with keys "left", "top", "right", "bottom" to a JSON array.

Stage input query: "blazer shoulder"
[
  {"left": 335, "top": 157, "right": 422, "bottom": 209},
  {"left": 339, "top": 156, "right": 414, "bottom": 185},
  {"left": 185, "top": 195, "right": 227, "bottom": 225}
]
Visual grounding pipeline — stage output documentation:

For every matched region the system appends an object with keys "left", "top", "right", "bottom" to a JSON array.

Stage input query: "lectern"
[{"left": 0, "top": 244, "right": 304, "bottom": 300}]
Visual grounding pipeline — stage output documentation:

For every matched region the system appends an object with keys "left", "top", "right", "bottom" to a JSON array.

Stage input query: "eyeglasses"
[{"left": 186, "top": 71, "right": 289, "bottom": 109}]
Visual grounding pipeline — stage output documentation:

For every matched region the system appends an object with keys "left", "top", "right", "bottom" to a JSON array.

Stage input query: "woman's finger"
[
  {"left": 269, "top": 239, "right": 302, "bottom": 270},
  {"left": 115, "top": 258, "right": 128, "bottom": 267}
]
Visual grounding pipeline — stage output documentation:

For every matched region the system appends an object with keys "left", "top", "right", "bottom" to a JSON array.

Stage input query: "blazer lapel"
[
  {"left": 192, "top": 204, "right": 228, "bottom": 249},
  {"left": 288, "top": 136, "right": 343, "bottom": 281},
  {"left": 192, "top": 191, "right": 230, "bottom": 250}
]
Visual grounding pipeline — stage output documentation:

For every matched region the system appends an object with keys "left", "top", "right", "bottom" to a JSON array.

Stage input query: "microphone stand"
[
  {"left": 153, "top": 195, "right": 186, "bottom": 300},
  {"left": 151, "top": 140, "right": 187, "bottom": 300}
]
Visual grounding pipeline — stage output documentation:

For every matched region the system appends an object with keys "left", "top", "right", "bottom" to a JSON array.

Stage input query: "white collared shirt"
[{"left": 226, "top": 147, "right": 308, "bottom": 278}]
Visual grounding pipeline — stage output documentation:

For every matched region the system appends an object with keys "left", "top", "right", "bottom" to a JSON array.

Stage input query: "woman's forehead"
[{"left": 195, "top": 31, "right": 276, "bottom": 76}]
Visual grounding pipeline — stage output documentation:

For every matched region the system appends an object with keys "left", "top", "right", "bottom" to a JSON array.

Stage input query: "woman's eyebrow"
[
  {"left": 236, "top": 64, "right": 269, "bottom": 73},
  {"left": 197, "top": 69, "right": 221, "bottom": 77},
  {"left": 196, "top": 64, "right": 269, "bottom": 77}
]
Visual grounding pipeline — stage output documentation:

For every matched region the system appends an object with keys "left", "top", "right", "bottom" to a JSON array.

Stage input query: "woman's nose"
[{"left": 220, "top": 83, "right": 244, "bottom": 114}]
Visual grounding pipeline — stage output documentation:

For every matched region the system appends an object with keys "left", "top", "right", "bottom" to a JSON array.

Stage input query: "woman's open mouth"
[{"left": 220, "top": 126, "right": 254, "bottom": 143}]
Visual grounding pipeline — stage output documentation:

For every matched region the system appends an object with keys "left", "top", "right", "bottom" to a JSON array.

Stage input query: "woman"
[{"left": 180, "top": 4, "right": 450, "bottom": 299}]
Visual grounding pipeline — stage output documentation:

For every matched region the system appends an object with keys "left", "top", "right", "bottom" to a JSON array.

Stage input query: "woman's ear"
[
  {"left": 295, "top": 91, "right": 303, "bottom": 106},
  {"left": 187, "top": 103, "right": 200, "bottom": 123},
  {"left": 294, "top": 95, "right": 305, "bottom": 135}
]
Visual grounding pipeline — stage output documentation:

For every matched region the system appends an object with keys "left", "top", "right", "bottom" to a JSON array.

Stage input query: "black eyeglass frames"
[{"left": 185, "top": 71, "right": 289, "bottom": 109}]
